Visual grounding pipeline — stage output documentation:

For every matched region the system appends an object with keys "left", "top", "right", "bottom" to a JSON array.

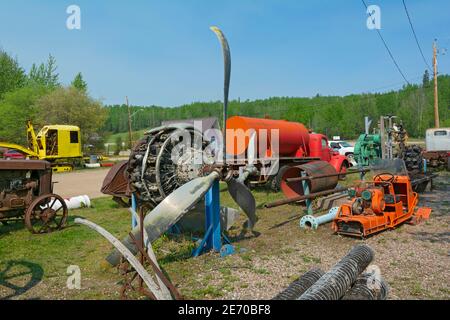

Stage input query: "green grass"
[
  {"left": 0, "top": 198, "right": 131, "bottom": 299},
  {"left": 0, "top": 186, "right": 286, "bottom": 300}
]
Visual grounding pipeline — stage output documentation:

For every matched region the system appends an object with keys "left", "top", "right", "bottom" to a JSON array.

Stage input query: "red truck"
[{"left": 225, "top": 116, "right": 350, "bottom": 190}]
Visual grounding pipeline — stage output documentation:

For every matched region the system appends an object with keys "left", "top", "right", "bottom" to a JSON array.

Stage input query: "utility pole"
[
  {"left": 433, "top": 40, "right": 440, "bottom": 128},
  {"left": 126, "top": 96, "right": 133, "bottom": 150}
]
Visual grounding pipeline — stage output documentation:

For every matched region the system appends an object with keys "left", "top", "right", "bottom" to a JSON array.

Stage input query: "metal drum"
[{"left": 280, "top": 161, "right": 338, "bottom": 198}]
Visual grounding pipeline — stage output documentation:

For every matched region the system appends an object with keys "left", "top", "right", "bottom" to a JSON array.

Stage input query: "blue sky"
[{"left": 1, "top": 0, "right": 449, "bottom": 106}]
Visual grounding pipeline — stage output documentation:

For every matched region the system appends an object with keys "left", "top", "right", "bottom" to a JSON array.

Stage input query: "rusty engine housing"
[{"left": 126, "top": 125, "right": 215, "bottom": 208}]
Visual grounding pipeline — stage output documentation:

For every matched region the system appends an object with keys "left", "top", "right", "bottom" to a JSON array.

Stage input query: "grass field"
[{"left": 1, "top": 174, "right": 449, "bottom": 300}]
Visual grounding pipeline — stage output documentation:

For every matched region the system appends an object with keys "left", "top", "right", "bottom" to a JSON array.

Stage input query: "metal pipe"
[
  {"left": 285, "top": 168, "right": 369, "bottom": 183},
  {"left": 299, "top": 207, "right": 339, "bottom": 230},
  {"left": 264, "top": 187, "right": 348, "bottom": 209},
  {"left": 298, "top": 245, "right": 375, "bottom": 300}
]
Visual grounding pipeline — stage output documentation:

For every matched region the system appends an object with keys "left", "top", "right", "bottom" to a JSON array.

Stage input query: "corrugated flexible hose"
[{"left": 298, "top": 245, "right": 375, "bottom": 300}]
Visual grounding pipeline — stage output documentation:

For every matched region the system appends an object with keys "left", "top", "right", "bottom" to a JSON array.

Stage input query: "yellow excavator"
[{"left": 0, "top": 121, "right": 83, "bottom": 172}]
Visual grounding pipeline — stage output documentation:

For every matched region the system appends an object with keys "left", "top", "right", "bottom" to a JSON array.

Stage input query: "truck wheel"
[
  {"left": 338, "top": 162, "right": 348, "bottom": 180},
  {"left": 268, "top": 165, "right": 291, "bottom": 192}
]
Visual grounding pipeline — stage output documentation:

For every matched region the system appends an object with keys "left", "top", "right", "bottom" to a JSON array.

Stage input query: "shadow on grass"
[
  {"left": 0, "top": 260, "right": 44, "bottom": 300},
  {"left": 0, "top": 220, "right": 27, "bottom": 237},
  {"left": 268, "top": 213, "right": 302, "bottom": 230}
]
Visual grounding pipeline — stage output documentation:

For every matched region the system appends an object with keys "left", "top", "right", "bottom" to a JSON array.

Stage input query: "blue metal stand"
[
  {"left": 301, "top": 171, "right": 313, "bottom": 215},
  {"left": 192, "top": 179, "right": 235, "bottom": 257},
  {"left": 131, "top": 193, "right": 138, "bottom": 228}
]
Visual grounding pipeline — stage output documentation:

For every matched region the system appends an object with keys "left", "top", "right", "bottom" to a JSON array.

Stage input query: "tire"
[
  {"left": 268, "top": 165, "right": 291, "bottom": 192},
  {"left": 345, "top": 153, "right": 354, "bottom": 161},
  {"left": 338, "top": 162, "right": 349, "bottom": 180}
]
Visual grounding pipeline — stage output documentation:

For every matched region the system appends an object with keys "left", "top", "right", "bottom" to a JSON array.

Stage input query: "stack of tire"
[{"left": 403, "top": 145, "right": 423, "bottom": 173}]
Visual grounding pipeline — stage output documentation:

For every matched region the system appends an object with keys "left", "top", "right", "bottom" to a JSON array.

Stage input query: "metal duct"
[
  {"left": 298, "top": 245, "right": 374, "bottom": 300},
  {"left": 272, "top": 268, "right": 325, "bottom": 300},
  {"left": 342, "top": 272, "right": 389, "bottom": 300}
]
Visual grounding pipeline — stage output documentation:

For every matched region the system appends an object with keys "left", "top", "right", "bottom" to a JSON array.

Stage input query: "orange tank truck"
[{"left": 225, "top": 116, "right": 350, "bottom": 190}]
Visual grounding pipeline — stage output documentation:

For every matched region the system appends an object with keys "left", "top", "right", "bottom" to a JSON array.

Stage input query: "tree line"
[
  {"left": 104, "top": 73, "right": 450, "bottom": 140},
  {"left": 1, "top": 47, "right": 449, "bottom": 153}
]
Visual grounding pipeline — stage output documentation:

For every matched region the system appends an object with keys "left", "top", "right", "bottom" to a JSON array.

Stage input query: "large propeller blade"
[
  {"left": 210, "top": 26, "right": 257, "bottom": 230},
  {"left": 210, "top": 26, "right": 230, "bottom": 165},
  {"left": 226, "top": 178, "right": 257, "bottom": 230},
  {"left": 107, "top": 171, "right": 220, "bottom": 266}
]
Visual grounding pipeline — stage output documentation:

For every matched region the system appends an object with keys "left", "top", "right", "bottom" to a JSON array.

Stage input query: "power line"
[
  {"left": 361, "top": 0, "right": 411, "bottom": 85},
  {"left": 402, "top": 0, "right": 432, "bottom": 72}
]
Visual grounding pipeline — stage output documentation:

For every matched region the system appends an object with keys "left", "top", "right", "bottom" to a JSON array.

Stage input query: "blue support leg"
[
  {"left": 193, "top": 179, "right": 235, "bottom": 257},
  {"left": 301, "top": 172, "right": 313, "bottom": 215},
  {"left": 131, "top": 193, "right": 138, "bottom": 228},
  {"left": 205, "top": 179, "right": 221, "bottom": 252}
]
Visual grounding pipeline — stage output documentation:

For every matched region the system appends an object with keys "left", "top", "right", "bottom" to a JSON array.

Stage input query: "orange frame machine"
[{"left": 332, "top": 172, "right": 432, "bottom": 237}]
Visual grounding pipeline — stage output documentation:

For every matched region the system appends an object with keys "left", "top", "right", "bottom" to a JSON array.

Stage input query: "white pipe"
[{"left": 51, "top": 195, "right": 91, "bottom": 210}]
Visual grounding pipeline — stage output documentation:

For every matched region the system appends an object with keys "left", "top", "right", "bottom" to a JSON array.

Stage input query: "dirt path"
[{"left": 52, "top": 168, "right": 110, "bottom": 199}]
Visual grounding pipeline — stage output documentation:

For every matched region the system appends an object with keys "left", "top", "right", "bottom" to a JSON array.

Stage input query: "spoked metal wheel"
[{"left": 25, "top": 194, "right": 68, "bottom": 234}]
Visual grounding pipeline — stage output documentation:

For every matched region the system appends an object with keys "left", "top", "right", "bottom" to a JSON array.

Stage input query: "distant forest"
[{"left": 104, "top": 73, "right": 450, "bottom": 139}]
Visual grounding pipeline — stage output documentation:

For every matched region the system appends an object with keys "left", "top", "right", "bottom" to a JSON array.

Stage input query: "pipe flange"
[{"left": 300, "top": 215, "right": 319, "bottom": 230}]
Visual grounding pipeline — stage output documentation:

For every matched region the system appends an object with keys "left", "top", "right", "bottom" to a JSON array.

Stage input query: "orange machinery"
[{"left": 332, "top": 172, "right": 431, "bottom": 237}]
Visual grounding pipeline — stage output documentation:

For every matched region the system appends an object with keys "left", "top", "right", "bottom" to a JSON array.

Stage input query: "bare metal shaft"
[
  {"left": 264, "top": 187, "right": 348, "bottom": 209},
  {"left": 285, "top": 169, "right": 369, "bottom": 183}
]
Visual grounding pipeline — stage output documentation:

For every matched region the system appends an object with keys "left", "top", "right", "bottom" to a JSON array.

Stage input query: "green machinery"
[{"left": 354, "top": 134, "right": 382, "bottom": 166}]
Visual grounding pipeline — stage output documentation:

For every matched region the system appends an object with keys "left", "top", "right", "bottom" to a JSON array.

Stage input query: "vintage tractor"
[
  {"left": 332, "top": 159, "right": 431, "bottom": 237},
  {"left": 0, "top": 160, "right": 68, "bottom": 234}
]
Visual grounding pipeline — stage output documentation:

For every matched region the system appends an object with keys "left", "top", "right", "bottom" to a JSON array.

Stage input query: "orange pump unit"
[{"left": 332, "top": 173, "right": 431, "bottom": 237}]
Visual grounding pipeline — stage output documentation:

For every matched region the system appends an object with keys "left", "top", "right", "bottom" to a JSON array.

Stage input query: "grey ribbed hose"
[
  {"left": 342, "top": 272, "right": 389, "bottom": 300},
  {"left": 272, "top": 268, "right": 325, "bottom": 300},
  {"left": 298, "top": 245, "right": 375, "bottom": 300}
]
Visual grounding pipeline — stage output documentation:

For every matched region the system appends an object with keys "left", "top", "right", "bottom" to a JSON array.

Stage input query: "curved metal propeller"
[
  {"left": 107, "top": 171, "right": 220, "bottom": 266},
  {"left": 107, "top": 27, "right": 257, "bottom": 266},
  {"left": 210, "top": 26, "right": 257, "bottom": 230}
]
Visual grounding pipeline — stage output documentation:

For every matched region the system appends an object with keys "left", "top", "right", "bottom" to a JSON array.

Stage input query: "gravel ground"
[
  {"left": 1, "top": 171, "right": 448, "bottom": 300},
  {"left": 164, "top": 171, "right": 450, "bottom": 300},
  {"left": 52, "top": 168, "right": 110, "bottom": 199}
]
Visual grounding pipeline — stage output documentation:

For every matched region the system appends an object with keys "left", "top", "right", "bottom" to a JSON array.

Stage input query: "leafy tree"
[
  {"left": 0, "top": 84, "right": 49, "bottom": 144},
  {"left": 0, "top": 50, "right": 26, "bottom": 99},
  {"left": 115, "top": 136, "right": 123, "bottom": 155},
  {"left": 34, "top": 87, "right": 107, "bottom": 143},
  {"left": 28, "top": 54, "right": 60, "bottom": 88},
  {"left": 71, "top": 72, "right": 87, "bottom": 92}
]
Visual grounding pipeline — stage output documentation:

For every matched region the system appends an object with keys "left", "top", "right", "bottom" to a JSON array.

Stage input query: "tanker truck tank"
[{"left": 226, "top": 116, "right": 311, "bottom": 158}]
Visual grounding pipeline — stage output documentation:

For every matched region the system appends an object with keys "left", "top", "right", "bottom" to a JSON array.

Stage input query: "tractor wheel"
[{"left": 25, "top": 194, "right": 68, "bottom": 234}]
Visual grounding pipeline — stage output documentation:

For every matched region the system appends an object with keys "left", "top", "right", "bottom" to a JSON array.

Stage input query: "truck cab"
[
  {"left": 423, "top": 128, "right": 450, "bottom": 170},
  {"left": 425, "top": 128, "right": 450, "bottom": 152}
]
